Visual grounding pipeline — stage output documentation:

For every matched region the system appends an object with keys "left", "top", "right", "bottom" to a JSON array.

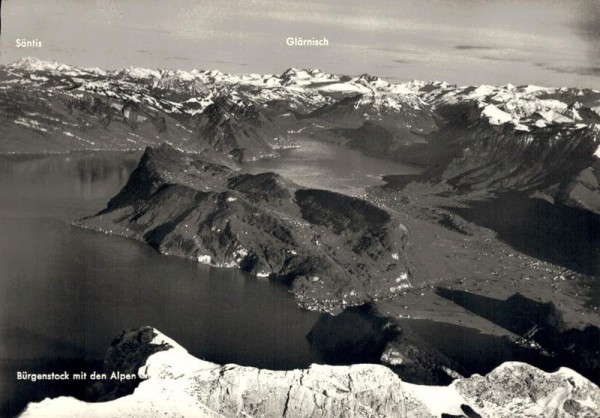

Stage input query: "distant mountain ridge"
[
  {"left": 3, "top": 57, "right": 598, "bottom": 144},
  {"left": 2, "top": 57, "right": 600, "bottom": 211}
]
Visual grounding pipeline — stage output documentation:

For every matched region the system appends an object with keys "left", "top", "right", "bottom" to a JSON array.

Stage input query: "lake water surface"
[{"left": 245, "top": 138, "right": 423, "bottom": 195}]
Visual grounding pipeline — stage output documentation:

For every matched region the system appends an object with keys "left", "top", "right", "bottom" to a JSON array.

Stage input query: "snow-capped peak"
[
  {"left": 10, "top": 57, "right": 73, "bottom": 73},
  {"left": 7, "top": 57, "right": 110, "bottom": 78},
  {"left": 280, "top": 68, "right": 339, "bottom": 87},
  {"left": 120, "top": 67, "right": 162, "bottom": 80},
  {"left": 353, "top": 74, "right": 390, "bottom": 89}
]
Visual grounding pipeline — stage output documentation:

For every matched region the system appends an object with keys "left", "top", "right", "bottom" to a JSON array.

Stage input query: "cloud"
[
  {"left": 572, "top": 0, "right": 600, "bottom": 60},
  {"left": 577, "top": 1, "right": 600, "bottom": 41},
  {"left": 167, "top": 56, "right": 192, "bottom": 62},
  {"left": 373, "top": 46, "right": 427, "bottom": 55},
  {"left": 455, "top": 45, "right": 492, "bottom": 50},
  {"left": 480, "top": 55, "right": 524, "bottom": 63},
  {"left": 581, "top": 67, "right": 600, "bottom": 76},
  {"left": 393, "top": 59, "right": 417, "bottom": 64},
  {"left": 211, "top": 60, "right": 249, "bottom": 67},
  {"left": 534, "top": 62, "right": 600, "bottom": 77}
]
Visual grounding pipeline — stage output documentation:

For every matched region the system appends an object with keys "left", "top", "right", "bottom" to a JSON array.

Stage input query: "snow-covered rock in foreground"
[{"left": 19, "top": 328, "right": 600, "bottom": 418}]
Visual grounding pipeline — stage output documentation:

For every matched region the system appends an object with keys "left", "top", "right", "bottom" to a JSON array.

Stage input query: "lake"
[{"left": 245, "top": 138, "right": 423, "bottom": 195}]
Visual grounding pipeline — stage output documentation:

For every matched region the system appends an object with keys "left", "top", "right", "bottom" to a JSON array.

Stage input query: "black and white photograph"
[{"left": 0, "top": 1, "right": 599, "bottom": 417}]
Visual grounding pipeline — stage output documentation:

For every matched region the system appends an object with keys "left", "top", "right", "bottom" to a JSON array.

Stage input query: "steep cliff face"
[
  {"left": 78, "top": 145, "right": 411, "bottom": 312},
  {"left": 19, "top": 328, "right": 600, "bottom": 418}
]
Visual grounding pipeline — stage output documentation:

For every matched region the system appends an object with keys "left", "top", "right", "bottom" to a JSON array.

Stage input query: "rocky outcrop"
[
  {"left": 85, "top": 328, "right": 171, "bottom": 402},
  {"left": 453, "top": 362, "right": 599, "bottom": 418},
  {"left": 19, "top": 328, "right": 600, "bottom": 418},
  {"left": 78, "top": 144, "right": 411, "bottom": 312}
]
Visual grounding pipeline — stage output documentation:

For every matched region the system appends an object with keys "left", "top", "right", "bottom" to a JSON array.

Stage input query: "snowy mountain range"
[
  {"left": 1, "top": 57, "right": 600, "bottom": 211},
  {"left": 3, "top": 57, "right": 599, "bottom": 145}
]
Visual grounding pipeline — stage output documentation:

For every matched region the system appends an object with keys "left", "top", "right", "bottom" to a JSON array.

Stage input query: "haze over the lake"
[{"left": 1, "top": 0, "right": 599, "bottom": 88}]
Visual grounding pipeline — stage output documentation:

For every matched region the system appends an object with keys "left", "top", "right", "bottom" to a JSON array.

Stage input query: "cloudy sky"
[{"left": 1, "top": 0, "right": 599, "bottom": 87}]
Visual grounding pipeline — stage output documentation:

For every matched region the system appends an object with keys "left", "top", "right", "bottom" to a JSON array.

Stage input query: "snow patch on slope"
[{"left": 482, "top": 104, "right": 512, "bottom": 125}]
